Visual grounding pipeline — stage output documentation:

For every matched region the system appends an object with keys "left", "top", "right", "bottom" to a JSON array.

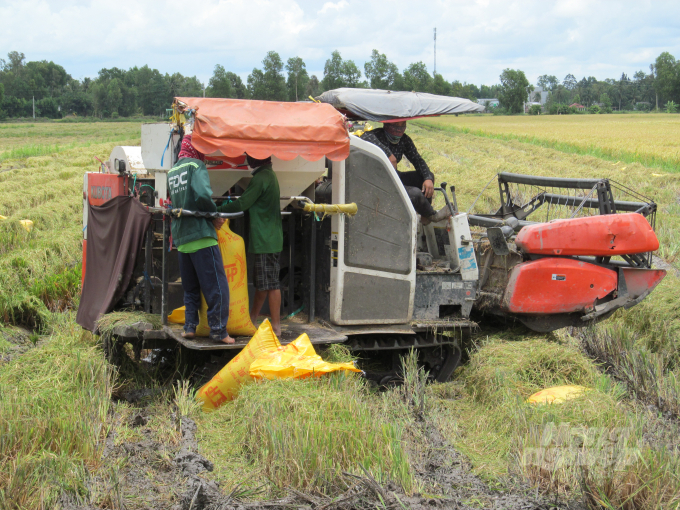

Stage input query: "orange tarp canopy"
[{"left": 175, "top": 97, "right": 349, "bottom": 162}]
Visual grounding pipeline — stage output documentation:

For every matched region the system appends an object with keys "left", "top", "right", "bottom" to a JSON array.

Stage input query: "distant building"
[
  {"left": 527, "top": 87, "right": 549, "bottom": 105},
  {"left": 477, "top": 98, "right": 499, "bottom": 111},
  {"left": 570, "top": 103, "right": 586, "bottom": 111}
]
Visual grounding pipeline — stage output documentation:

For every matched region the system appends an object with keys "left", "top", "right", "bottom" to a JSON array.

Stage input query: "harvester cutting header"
[{"left": 77, "top": 89, "right": 666, "bottom": 381}]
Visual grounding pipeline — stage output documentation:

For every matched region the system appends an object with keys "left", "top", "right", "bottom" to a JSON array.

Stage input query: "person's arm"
[
  {"left": 216, "top": 173, "right": 264, "bottom": 213},
  {"left": 402, "top": 135, "right": 435, "bottom": 198},
  {"left": 402, "top": 135, "right": 434, "bottom": 182},
  {"left": 191, "top": 164, "right": 217, "bottom": 213}
]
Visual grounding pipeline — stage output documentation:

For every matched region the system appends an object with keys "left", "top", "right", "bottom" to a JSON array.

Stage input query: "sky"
[{"left": 1, "top": 0, "right": 679, "bottom": 87}]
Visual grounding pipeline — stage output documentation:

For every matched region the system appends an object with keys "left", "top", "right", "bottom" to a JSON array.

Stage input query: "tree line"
[
  {"left": 1, "top": 49, "right": 679, "bottom": 119},
  {"left": 0, "top": 49, "right": 492, "bottom": 119}
]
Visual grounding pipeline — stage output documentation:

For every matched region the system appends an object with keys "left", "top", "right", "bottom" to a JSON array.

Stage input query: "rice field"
[
  {"left": 1, "top": 116, "right": 680, "bottom": 508},
  {"left": 0, "top": 121, "right": 141, "bottom": 325},
  {"left": 418, "top": 113, "right": 680, "bottom": 172},
  {"left": 408, "top": 121, "right": 680, "bottom": 264}
]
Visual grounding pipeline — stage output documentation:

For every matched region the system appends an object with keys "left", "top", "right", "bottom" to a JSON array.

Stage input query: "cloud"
[
  {"left": 0, "top": 0, "right": 678, "bottom": 87},
  {"left": 318, "top": 0, "right": 349, "bottom": 15}
]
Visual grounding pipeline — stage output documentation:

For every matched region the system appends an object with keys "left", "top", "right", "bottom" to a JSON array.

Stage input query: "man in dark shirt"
[
  {"left": 216, "top": 154, "right": 283, "bottom": 336},
  {"left": 361, "top": 121, "right": 450, "bottom": 224}
]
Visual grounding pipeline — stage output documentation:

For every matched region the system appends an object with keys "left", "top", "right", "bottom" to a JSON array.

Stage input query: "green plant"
[
  {"left": 173, "top": 379, "right": 201, "bottom": 418},
  {"left": 665, "top": 100, "right": 678, "bottom": 113},
  {"left": 401, "top": 348, "right": 429, "bottom": 417},
  {"left": 0, "top": 313, "right": 114, "bottom": 508},
  {"left": 589, "top": 104, "right": 601, "bottom": 114},
  {"left": 528, "top": 104, "right": 542, "bottom": 115},
  {"left": 548, "top": 103, "right": 573, "bottom": 115},
  {"left": 197, "top": 373, "right": 415, "bottom": 495}
]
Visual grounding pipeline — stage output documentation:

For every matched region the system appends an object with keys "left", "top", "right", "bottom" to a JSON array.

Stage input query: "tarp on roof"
[
  {"left": 174, "top": 97, "right": 349, "bottom": 161},
  {"left": 316, "top": 88, "right": 485, "bottom": 121}
]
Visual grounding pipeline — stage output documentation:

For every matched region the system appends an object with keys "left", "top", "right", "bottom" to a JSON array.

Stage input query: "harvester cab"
[{"left": 78, "top": 90, "right": 666, "bottom": 383}]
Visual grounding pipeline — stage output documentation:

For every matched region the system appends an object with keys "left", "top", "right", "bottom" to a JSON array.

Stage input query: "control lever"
[
  {"left": 449, "top": 185, "right": 459, "bottom": 215},
  {"left": 436, "top": 181, "right": 457, "bottom": 217}
]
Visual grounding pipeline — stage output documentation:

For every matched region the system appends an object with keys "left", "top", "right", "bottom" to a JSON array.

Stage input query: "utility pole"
[
  {"left": 32, "top": 96, "right": 35, "bottom": 119},
  {"left": 433, "top": 27, "right": 437, "bottom": 77}
]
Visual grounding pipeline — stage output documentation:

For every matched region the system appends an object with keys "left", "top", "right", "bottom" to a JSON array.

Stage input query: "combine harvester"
[{"left": 78, "top": 90, "right": 665, "bottom": 383}]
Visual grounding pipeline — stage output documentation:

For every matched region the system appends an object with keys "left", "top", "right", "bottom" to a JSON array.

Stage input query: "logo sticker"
[{"left": 552, "top": 274, "right": 567, "bottom": 281}]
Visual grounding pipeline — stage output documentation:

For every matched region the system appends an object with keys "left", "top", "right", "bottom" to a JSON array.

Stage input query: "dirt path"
[{"left": 82, "top": 386, "right": 573, "bottom": 510}]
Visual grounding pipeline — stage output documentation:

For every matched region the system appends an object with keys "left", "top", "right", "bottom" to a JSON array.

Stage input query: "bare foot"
[
  {"left": 220, "top": 335, "right": 235, "bottom": 344},
  {"left": 250, "top": 315, "right": 258, "bottom": 325},
  {"left": 181, "top": 331, "right": 195, "bottom": 339},
  {"left": 273, "top": 325, "right": 281, "bottom": 337}
]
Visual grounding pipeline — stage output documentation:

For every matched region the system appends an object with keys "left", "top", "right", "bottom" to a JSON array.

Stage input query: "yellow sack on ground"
[
  {"left": 196, "top": 319, "right": 281, "bottom": 411},
  {"left": 527, "top": 385, "right": 589, "bottom": 405},
  {"left": 20, "top": 219, "right": 33, "bottom": 232},
  {"left": 249, "top": 333, "right": 361, "bottom": 380},
  {"left": 168, "top": 220, "right": 257, "bottom": 337}
]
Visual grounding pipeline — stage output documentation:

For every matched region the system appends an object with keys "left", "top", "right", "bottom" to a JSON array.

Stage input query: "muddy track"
[
  {"left": 411, "top": 421, "right": 572, "bottom": 510},
  {"left": 0, "top": 326, "right": 42, "bottom": 364},
  {"left": 65, "top": 383, "right": 574, "bottom": 510}
]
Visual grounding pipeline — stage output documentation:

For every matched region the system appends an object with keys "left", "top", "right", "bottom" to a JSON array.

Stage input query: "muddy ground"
[
  {"left": 1, "top": 325, "right": 576, "bottom": 510},
  {"left": 11, "top": 324, "right": 674, "bottom": 509},
  {"left": 0, "top": 326, "right": 36, "bottom": 364},
  {"left": 61, "top": 380, "right": 574, "bottom": 510}
]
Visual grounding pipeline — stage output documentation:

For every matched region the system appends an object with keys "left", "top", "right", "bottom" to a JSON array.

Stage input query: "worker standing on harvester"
[
  {"left": 361, "top": 121, "right": 451, "bottom": 224},
  {"left": 167, "top": 134, "right": 235, "bottom": 345},
  {"left": 216, "top": 154, "right": 283, "bottom": 337}
]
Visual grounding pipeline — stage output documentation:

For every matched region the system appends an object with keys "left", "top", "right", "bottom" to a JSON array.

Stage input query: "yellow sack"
[
  {"left": 168, "top": 220, "right": 257, "bottom": 337},
  {"left": 527, "top": 385, "right": 590, "bottom": 405},
  {"left": 20, "top": 219, "right": 33, "bottom": 232},
  {"left": 197, "top": 221, "right": 256, "bottom": 336},
  {"left": 167, "top": 307, "right": 185, "bottom": 324},
  {"left": 249, "top": 333, "right": 361, "bottom": 380},
  {"left": 196, "top": 319, "right": 281, "bottom": 411}
]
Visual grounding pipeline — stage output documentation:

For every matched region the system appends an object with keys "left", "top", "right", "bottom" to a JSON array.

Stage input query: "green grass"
[
  {"left": 0, "top": 135, "right": 142, "bottom": 161},
  {"left": 0, "top": 313, "right": 114, "bottom": 509},
  {"left": 578, "top": 273, "right": 680, "bottom": 420},
  {"left": 196, "top": 372, "right": 416, "bottom": 496},
  {"left": 431, "top": 331, "right": 680, "bottom": 508}
]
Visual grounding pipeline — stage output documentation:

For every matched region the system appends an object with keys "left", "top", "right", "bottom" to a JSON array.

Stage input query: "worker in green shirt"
[
  {"left": 167, "top": 135, "right": 234, "bottom": 344},
  {"left": 217, "top": 154, "right": 283, "bottom": 336}
]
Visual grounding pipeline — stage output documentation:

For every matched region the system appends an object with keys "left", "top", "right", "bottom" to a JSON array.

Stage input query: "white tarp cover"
[{"left": 317, "top": 88, "right": 485, "bottom": 121}]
